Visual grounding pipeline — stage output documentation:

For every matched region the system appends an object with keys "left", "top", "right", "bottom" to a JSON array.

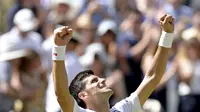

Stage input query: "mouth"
[{"left": 102, "top": 85, "right": 111, "bottom": 91}]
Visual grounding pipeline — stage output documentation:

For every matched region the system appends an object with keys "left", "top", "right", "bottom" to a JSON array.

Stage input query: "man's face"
[
  {"left": 57, "top": 3, "right": 70, "bottom": 14},
  {"left": 101, "top": 30, "right": 116, "bottom": 46},
  {"left": 82, "top": 75, "right": 113, "bottom": 99}
]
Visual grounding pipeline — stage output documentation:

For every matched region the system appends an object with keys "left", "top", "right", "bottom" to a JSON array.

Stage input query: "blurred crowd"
[{"left": 0, "top": 0, "right": 200, "bottom": 112}]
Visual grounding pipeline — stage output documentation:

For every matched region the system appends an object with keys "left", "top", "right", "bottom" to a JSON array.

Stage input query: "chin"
[{"left": 104, "top": 88, "right": 114, "bottom": 97}]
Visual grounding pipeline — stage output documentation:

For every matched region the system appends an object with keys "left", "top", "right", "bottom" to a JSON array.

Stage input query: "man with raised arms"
[{"left": 52, "top": 14, "right": 174, "bottom": 112}]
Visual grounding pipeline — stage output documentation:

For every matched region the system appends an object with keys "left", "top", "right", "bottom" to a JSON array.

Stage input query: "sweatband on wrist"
[
  {"left": 52, "top": 45, "right": 66, "bottom": 60},
  {"left": 158, "top": 31, "right": 174, "bottom": 48}
]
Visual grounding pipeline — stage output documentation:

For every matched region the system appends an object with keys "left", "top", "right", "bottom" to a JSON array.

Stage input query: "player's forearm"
[
  {"left": 156, "top": 61, "right": 177, "bottom": 90},
  {"left": 146, "top": 46, "right": 170, "bottom": 83},
  {"left": 136, "top": 46, "right": 170, "bottom": 105},
  {"left": 53, "top": 61, "right": 75, "bottom": 112},
  {"left": 52, "top": 61, "right": 69, "bottom": 98}
]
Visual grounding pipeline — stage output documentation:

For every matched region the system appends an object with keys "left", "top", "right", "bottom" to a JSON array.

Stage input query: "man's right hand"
[
  {"left": 159, "top": 14, "right": 174, "bottom": 33},
  {"left": 53, "top": 26, "right": 73, "bottom": 46}
]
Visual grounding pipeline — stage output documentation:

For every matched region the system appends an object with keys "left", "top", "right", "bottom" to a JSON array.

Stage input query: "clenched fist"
[
  {"left": 53, "top": 26, "right": 73, "bottom": 46},
  {"left": 159, "top": 14, "right": 174, "bottom": 33}
]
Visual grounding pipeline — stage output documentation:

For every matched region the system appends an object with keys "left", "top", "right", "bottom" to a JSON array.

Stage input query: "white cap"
[
  {"left": 182, "top": 28, "right": 198, "bottom": 41},
  {"left": 0, "top": 41, "right": 30, "bottom": 62},
  {"left": 79, "top": 43, "right": 108, "bottom": 67},
  {"left": 14, "top": 8, "right": 37, "bottom": 32},
  {"left": 0, "top": 49, "right": 30, "bottom": 62},
  {"left": 97, "top": 19, "right": 117, "bottom": 37}
]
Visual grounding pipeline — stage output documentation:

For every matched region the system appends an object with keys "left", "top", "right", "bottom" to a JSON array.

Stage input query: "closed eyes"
[{"left": 91, "top": 77, "right": 98, "bottom": 84}]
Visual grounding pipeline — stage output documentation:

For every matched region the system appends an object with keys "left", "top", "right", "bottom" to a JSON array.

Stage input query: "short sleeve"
[{"left": 111, "top": 92, "right": 142, "bottom": 112}]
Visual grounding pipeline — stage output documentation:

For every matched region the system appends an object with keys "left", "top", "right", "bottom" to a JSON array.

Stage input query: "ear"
[{"left": 78, "top": 91, "right": 88, "bottom": 100}]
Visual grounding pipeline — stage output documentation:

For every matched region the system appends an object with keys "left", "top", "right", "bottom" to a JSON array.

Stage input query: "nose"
[
  {"left": 99, "top": 78, "right": 106, "bottom": 84},
  {"left": 98, "top": 78, "right": 106, "bottom": 88}
]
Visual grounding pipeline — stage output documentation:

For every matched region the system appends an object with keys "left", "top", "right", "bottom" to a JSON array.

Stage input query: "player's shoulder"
[{"left": 110, "top": 92, "right": 142, "bottom": 112}]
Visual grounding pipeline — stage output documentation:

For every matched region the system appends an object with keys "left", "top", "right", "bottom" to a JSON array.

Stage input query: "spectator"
[
  {"left": 79, "top": 19, "right": 118, "bottom": 71},
  {"left": 7, "top": 0, "right": 33, "bottom": 31},
  {"left": 15, "top": 50, "right": 47, "bottom": 112},
  {"left": 0, "top": 47, "right": 42, "bottom": 112},
  {"left": 117, "top": 9, "right": 149, "bottom": 95},
  {"left": 48, "top": 0, "right": 72, "bottom": 26},
  {"left": 182, "top": 8, "right": 200, "bottom": 41},
  {"left": 0, "top": 45, "right": 21, "bottom": 112},
  {"left": 79, "top": 0, "right": 111, "bottom": 26},
  {"left": 176, "top": 38, "right": 200, "bottom": 112},
  {"left": 114, "top": 0, "right": 136, "bottom": 25},
  {"left": 7, "top": 0, "right": 47, "bottom": 37},
  {"left": 75, "top": 13, "right": 96, "bottom": 54},
  {"left": 0, "top": 9, "right": 43, "bottom": 54}
]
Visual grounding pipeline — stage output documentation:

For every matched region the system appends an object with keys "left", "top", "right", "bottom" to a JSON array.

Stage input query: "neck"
[{"left": 87, "top": 100, "right": 110, "bottom": 112}]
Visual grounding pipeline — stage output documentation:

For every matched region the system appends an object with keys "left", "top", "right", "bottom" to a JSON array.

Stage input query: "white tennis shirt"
[{"left": 73, "top": 92, "right": 142, "bottom": 112}]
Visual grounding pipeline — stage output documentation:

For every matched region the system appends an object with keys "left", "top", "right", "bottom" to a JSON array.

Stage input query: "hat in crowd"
[
  {"left": 0, "top": 41, "right": 30, "bottom": 62},
  {"left": 0, "top": 49, "right": 31, "bottom": 62},
  {"left": 79, "top": 43, "right": 108, "bottom": 67},
  {"left": 182, "top": 27, "right": 200, "bottom": 41},
  {"left": 14, "top": 8, "right": 37, "bottom": 32},
  {"left": 97, "top": 19, "right": 117, "bottom": 37}
]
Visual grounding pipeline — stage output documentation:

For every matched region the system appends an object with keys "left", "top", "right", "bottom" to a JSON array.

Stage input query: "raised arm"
[
  {"left": 52, "top": 26, "right": 74, "bottom": 112},
  {"left": 136, "top": 14, "right": 175, "bottom": 105}
]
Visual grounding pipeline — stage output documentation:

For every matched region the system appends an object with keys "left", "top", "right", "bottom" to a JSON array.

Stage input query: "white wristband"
[
  {"left": 158, "top": 31, "right": 174, "bottom": 48},
  {"left": 52, "top": 45, "right": 66, "bottom": 60}
]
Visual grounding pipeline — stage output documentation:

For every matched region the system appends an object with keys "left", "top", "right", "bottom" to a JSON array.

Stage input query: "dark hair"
[
  {"left": 19, "top": 50, "right": 40, "bottom": 72},
  {"left": 69, "top": 70, "right": 94, "bottom": 108}
]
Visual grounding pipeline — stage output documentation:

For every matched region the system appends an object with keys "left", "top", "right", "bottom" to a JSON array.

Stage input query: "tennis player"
[{"left": 52, "top": 14, "right": 174, "bottom": 112}]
